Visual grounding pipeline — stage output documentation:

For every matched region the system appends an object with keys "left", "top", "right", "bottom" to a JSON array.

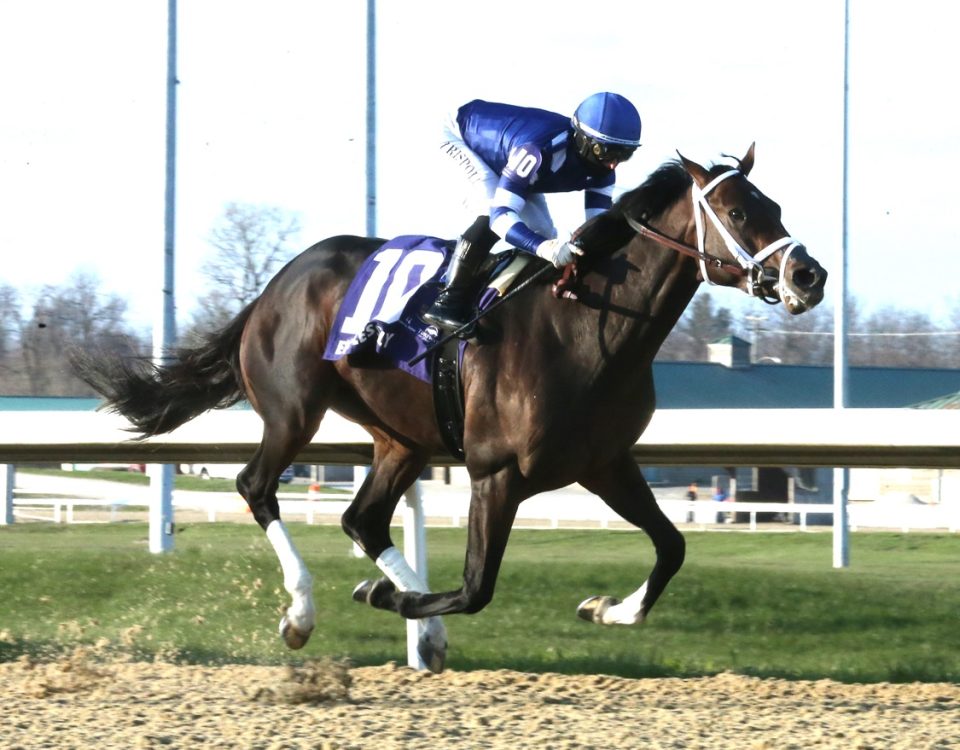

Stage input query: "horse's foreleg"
[
  {"left": 577, "top": 454, "right": 686, "bottom": 626},
  {"left": 354, "top": 546, "right": 448, "bottom": 672},
  {"left": 344, "top": 438, "right": 447, "bottom": 672}
]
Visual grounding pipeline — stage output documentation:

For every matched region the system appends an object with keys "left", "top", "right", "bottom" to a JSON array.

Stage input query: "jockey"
[{"left": 423, "top": 92, "right": 642, "bottom": 332}]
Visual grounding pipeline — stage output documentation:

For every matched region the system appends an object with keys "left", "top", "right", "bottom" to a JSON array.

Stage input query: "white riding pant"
[{"left": 438, "top": 111, "right": 557, "bottom": 250}]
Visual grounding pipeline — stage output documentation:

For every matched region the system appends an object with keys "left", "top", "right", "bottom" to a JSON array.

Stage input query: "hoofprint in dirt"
[{"left": 2, "top": 656, "right": 957, "bottom": 750}]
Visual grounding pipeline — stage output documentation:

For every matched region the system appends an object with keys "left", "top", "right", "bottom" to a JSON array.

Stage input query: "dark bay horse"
[{"left": 72, "top": 144, "right": 826, "bottom": 672}]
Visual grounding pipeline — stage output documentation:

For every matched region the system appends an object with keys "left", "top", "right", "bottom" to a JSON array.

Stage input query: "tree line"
[
  {"left": 0, "top": 203, "right": 300, "bottom": 397},
  {"left": 658, "top": 293, "right": 960, "bottom": 369},
  {"left": 2, "top": 202, "right": 958, "bottom": 397}
]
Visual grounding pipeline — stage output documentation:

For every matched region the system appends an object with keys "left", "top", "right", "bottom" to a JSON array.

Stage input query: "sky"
[{"left": 1, "top": 0, "right": 959, "bottom": 332}]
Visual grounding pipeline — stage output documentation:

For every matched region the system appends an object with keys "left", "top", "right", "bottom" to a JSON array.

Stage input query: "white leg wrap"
[
  {"left": 602, "top": 581, "right": 648, "bottom": 625},
  {"left": 266, "top": 520, "right": 315, "bottom": 628},
  {"left": 376, "top": 546, "right": 429, "bottom": 592},
  {"left": 375, "top": 547, "right": 447, "bottom": 653}
]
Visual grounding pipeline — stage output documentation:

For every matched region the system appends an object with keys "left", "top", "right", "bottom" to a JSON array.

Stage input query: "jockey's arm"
[
  {"left": 488, "top": 143, "right": 593, "bottom": 267},
  {"left": 489, "top": 186, "right": 543, "bottom": 253},
  {"left": 489, "top": 143, "right": 549, "bottom": 254},
  {"left": 490, "top": 181, "right": 582, "bottom": 268}
]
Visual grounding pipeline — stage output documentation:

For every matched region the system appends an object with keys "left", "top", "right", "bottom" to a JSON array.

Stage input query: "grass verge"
[{"left": 1, "top": 523, "right": 957, "bottom": 682}]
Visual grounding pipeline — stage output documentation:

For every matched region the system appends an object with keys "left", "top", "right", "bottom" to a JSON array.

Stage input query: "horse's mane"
[
  {"left": 614, "top": 161, "right": 691, "bottom": 221},
  {"left": 574, "top": 159, "right": 728, "bottom": 256}
]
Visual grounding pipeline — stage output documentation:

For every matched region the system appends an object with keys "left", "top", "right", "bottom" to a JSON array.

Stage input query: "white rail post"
[
  {"left": 1, "top": 464, "right": 13, "bottom": 525},
  {"left": 833, "top": 467, "right": 850, "bottom": 567},
  {"left": 148, "top": 465, "right": 175, "bottom": 553},
  {"left": 402, "top": 480, "right": 428, "bottom": 670}
]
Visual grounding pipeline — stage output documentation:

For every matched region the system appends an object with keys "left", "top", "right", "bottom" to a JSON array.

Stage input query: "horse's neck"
[{"left": 586, "top": 203, "right": 701, "bottom": 366}]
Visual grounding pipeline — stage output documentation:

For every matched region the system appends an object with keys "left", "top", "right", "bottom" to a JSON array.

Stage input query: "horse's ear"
[
  {"left": 677, "top": 151, "right": 711, "bottom": 188},
  {"left": 740, "top": 142, "right": 756, "bottom": 176}
]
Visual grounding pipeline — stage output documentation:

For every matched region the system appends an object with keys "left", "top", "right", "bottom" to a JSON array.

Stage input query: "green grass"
[
  {"left": 17, "top": 467, "right": 350, "bottom": 494},
  {"left": 1, "top": 523, "right": 958, "bottom": 683}
]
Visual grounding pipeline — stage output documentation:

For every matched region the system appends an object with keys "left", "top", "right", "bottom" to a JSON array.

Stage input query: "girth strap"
[{"left": 431, "top": 336, "right": 466, "bottom": 461}]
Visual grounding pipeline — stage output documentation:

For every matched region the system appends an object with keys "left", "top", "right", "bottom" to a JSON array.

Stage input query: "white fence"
[
  {"left": 2, "top": 408, "right": 960, "bottom": 468},
  {"left": 9, "top": 481, "right": 960, "bottom": 533},
  {"left": 5, "top": 407, "right": 960, "bottom": 536}
]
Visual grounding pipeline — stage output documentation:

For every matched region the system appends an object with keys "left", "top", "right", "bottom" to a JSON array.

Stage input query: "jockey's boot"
[{"left": 422, "top": 217, "right": 498, "bottom": 335}]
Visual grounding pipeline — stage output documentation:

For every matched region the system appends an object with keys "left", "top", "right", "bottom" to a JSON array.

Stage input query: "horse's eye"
[{"left": 728, "top": 208, "right": 746, "bottom": 222}]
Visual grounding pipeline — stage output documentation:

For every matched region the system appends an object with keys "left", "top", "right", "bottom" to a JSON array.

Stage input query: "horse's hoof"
[
  {"left": 352, "top": 579, "right": 374, "bottom": 604},
  {"left": 352, "top": 578, "right": 397, "bottom": 610},
  {"left": 279, "top": 614, "right": 313, "bottom": 650},
  {"left": 418, "top": 633, "right": 448, "bottom": 674},
  {"left": 577, "top": 595, "right": 620, "bottom": 624}
]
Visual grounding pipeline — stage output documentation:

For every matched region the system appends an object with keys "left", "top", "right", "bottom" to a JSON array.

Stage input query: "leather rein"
[{"left": 622, "top": 214, "right": 747, "bottom": 278}]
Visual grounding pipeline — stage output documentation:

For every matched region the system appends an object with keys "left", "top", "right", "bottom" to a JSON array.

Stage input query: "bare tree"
[
  {"left": 658, "top": 292, "right": 733, "bottom": 361},
  {"left": 747, "top": 305, "right": 835, "bottom": 365},
  {"left": 745, "top": 301, "right": 960, "bottom": 369},
  {"left": 18, "top": 273, "right": 144, "bottom": 395},
  {"left": 950, "top": 295, "right": 960, "bottom": 331},
  {"left": 188, "top": 203, "right": 301, "bottom": 337},
  {"left": 851, "top": 306, "right": 942, "bottom": 368},
  {"left": 0, "top": 283, "right": 22, "bottom": 366}
]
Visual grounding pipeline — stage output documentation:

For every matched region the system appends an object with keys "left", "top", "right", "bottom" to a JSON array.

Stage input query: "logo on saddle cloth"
[{"left": 323, "top": 235, "right": 531, "bottom": 383}]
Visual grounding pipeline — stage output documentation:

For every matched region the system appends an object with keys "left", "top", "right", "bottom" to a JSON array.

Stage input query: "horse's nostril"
[{"left": 792, "top": 267, "right": 820, "bottom": 290}]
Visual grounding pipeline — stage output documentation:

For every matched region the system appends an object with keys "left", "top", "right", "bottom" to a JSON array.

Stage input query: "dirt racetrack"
[{"left": 2, "top": 653, "right": 959, "bottom": 750}]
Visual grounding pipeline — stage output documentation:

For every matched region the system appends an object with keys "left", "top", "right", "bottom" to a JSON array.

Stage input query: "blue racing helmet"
[{"left": 571, "top": 92, "right": 641, "bottom": 171}]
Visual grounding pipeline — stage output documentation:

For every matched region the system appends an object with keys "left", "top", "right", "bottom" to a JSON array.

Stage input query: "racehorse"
[{"left": 72, "top": 144, "right": 826, "bottom": 672}]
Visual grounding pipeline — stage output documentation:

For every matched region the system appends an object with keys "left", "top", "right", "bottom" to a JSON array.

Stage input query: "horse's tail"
[{"left": 71, "top": 302, "right": 257, "bottom": 438}]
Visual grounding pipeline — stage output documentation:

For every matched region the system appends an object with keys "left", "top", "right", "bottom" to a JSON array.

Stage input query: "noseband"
[
  {"left": 692, "top": 169, "right": 804, "bottom": 303},
  {"left": 625, "top": 169, "right": 804, "bottom": 303}
]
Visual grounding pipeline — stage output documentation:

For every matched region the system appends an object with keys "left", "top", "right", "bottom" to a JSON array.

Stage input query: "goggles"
[{"left": 591, "top": 140, "right": 638, "bottom": 164}]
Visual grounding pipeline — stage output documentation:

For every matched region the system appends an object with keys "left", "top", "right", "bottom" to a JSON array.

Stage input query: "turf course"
[{"left": 1, "top": 523, "right": 957, "bottom": 683}]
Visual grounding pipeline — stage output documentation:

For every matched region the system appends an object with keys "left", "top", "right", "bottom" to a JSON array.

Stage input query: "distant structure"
[{"left": 707, "top": 335, "right": 752, "bottom": 369}]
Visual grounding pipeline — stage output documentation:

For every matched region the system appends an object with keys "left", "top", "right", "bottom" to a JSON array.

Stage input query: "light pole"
[{"left": 149, "top": 0, "right": 178, "bottom": 554}]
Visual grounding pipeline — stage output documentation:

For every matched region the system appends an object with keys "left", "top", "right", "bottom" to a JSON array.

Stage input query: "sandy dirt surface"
[{"left": 2, "top": 654, "right": 958, "bottom": 750}]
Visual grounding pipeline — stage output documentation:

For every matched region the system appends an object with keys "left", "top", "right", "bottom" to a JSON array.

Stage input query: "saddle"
[
  {"left": 431, "top": 248, "right": 535, "bottom": 461},
  {"left": 321, "top": 235, "right": 541, "bottom": 462}
]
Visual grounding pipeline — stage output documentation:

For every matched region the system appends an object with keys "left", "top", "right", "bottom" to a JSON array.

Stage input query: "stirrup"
[{"left": 422, "top": 304, "right": 475, "bottom": 337}]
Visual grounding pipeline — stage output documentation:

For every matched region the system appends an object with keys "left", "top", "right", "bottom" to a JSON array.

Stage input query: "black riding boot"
[{"left": 422, "top": 217, "right": 497, "bottom": 334}]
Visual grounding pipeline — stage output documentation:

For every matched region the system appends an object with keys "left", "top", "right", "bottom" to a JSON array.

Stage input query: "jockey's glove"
[{"left": 536, "top": 238, "right": 583, "bottom": 268}]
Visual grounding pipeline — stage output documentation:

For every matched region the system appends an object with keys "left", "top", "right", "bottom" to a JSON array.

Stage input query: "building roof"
[
  {"left": 2, "top": 362, "right": 959, "bottom": 412},
  {"left": 0, "top": 396, "right": 102, "bottom": 411},
  {"left": 912, "top": 390, "right": 960, "bottom": 410},
  {"left": 711, "top": 335, "right": 751, "bottom": 347},
  {"left": 652, "top": 362, "right": 960, "bottom": 409}
]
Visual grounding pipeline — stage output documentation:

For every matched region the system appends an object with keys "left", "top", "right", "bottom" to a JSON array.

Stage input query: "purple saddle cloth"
[{"left": 322, "top": 235, "right": 457, "bottom": 383}]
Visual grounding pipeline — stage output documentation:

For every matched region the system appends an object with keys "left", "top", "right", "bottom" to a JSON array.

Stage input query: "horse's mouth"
[
  {"left": 780, "top": 259, "right": 827, "bottom": 314},
  {"left": 781, "top": 282, "right": 826, "bottom": 315}
]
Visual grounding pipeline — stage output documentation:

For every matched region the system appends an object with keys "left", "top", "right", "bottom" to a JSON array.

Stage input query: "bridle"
[{"left": 624, "top": 168, "right": 805, "bottom": 304}]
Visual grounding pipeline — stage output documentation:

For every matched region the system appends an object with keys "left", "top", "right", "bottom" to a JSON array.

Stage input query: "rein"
[{"left": 622, "top": 215, "right": 746, "bottom": 277}]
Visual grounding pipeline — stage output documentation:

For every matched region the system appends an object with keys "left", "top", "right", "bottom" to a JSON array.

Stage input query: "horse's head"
[{"left": 677, "top": 143, "right": 827, "bottom": 314}]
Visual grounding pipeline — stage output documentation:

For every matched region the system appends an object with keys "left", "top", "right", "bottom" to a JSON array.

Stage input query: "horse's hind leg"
[
  {"left": 344, "top": 435, "right": 448, "bottom": 672},
  {"left": 238, "top": 361, "right": 335, "bottom": 650},
  {"left": 238, "top": 432, "right": 317, "bottom": 649},
  {"left": 576, "top": 452, "right": 686, "bottom": 626}
]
